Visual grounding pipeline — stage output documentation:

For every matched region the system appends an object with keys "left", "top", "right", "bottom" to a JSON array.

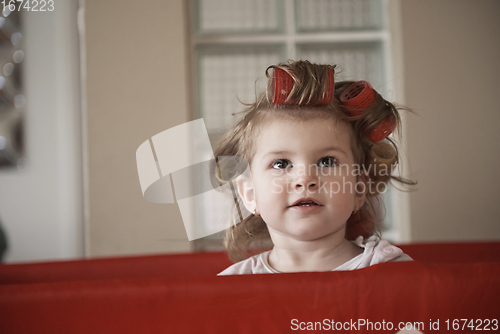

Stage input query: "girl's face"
[{"left": 239, "top": 114, "right": 366, "bottom": 243}]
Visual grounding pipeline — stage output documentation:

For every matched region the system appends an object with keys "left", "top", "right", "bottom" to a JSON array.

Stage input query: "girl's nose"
[{"left": 293, "top": 174, "right": 318, "bottom": 191}]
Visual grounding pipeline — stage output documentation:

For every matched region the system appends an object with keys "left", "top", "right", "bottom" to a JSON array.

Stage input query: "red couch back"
[
  {"left": 1, "top": 242, "right": 499, "bottom": 334},
  {"left": 1, "top": 241, "right": 498, "bottom": 284}
]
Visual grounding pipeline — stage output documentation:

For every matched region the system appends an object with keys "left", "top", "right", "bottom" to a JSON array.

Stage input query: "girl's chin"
[{"left": 270, "top": 226, "right": 346, "bottom": 242}]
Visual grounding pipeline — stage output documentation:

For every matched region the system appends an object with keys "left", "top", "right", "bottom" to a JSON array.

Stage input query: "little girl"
[{"left": 215, "top": 60, "right": 415, "bottom": 275}]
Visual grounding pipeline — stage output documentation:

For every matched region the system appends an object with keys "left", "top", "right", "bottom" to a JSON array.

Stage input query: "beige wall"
[
  {"left": 85, "top": 0, "right": 192, "bottom": 257},
  {"left": 401, "top": 0, "right": 500, "bottom": 241}
]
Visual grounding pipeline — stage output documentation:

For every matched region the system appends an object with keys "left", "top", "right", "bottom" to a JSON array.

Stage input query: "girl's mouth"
[
  {"left": 289, "top": 198, "right": 323, "bottom": 212},
  {"left": 290, "top": 204, "right": 323, "bottom": 213},
  {"left": 290, "top": 198, "right": 322, "bottom": 207},
  {"left": 293, "top": 200, "right": 319, "bottom": 207}
]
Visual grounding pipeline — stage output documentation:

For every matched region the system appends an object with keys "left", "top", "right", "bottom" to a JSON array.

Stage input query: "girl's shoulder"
[
  {"left": 217, "top": 250, "right": 273, "bottom": 276},
  {"left": 364, "top": 236, "right": 412, "bottom": 264},
  {"left": 336, "top": 236, "right": 412, "bottom": 270},
  {"left": 389, "top": 253, "right": 413, "bottom": 262}
]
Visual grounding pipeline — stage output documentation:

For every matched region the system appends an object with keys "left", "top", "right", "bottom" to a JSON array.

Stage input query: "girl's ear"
[
  {"left": 235, "top": 176, "right": 257, "bottom": 213},
  {"left": 354, "top": 171, "right": 369, "bottom": 210}
]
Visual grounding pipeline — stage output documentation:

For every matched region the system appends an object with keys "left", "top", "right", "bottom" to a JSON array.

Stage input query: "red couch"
[{"left": 1, "top": 242, "right": 499, "bottom": 334}]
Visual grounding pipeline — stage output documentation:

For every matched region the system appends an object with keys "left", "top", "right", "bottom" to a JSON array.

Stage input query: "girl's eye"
[
  {"left": 271, "top": 159, "right": 292, "bottom": 169},
  {"left": 318, "top": 156, "right": 338, "bottom": 167}
]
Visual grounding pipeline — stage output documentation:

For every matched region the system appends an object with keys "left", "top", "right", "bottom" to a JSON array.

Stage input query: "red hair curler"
[
  {"left": 340, "top": 81, "right": 394, "bottom": 142},
  {"left": 272, "top": 68, "right": 295, "bottom": 105},
  {"left": 340, "top": 80, "right": 376, "bottom": 115},
  {"left": 369, "top": 117, "right": 393, "bottom": 142},
  {"left": 272, "top": 68, "right": 335, "bottom": 106}
]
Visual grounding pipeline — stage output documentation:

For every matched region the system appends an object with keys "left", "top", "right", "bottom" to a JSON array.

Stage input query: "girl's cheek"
[
  {"left": 339, "top": 164, "right": 356, "bottom": 177},
  {"left": 269, "top": 177, "right": 287, "bottom": 195},
  {"left": 320, "top": 165, "right": 358, "bottom": 181},
  {"left": 317, "top": 175, "right": 359, "bottom": 196}
]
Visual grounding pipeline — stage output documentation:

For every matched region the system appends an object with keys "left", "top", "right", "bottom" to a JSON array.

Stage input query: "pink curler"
[
  {"left": 341, "top": 80, "right": 394, "bottom": 142},
  {"left": 272, "top": 68, "right": 335, "bottom": 106}
]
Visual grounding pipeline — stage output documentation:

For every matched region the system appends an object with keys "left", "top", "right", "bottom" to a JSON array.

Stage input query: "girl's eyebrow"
[
  {"left": 262, "top": 150, "right": 292, "bottom": 159},
  {"left": 321, "top": 146, "right": 349, "bottom": 157},
  {"left": 262, "top": 147, "right": 348, "bottom": 159}
]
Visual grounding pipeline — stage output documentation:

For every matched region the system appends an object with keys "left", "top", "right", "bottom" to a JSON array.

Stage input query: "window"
[{"left": 189, "top": 0, "right": 404, "bottom": 250}]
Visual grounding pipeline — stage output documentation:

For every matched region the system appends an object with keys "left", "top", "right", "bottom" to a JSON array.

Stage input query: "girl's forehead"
[
  {"left": 254, "top": 113, "right": 353, "bottom": 153},
  {"left": 258, "top": 112, "right": 350, "bottom": 136}
]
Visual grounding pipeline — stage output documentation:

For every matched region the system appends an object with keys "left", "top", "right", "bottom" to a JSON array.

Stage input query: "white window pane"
[
  {"left": 297, "top": 42, "right": 384, "bottom": 92},
  {"left": 197, "top": 45, "right": 283, "bottom": 133},
  {"left": 195, "top": 0, "right": 282, "bottom": 34},
  {"left": 295, "top": 0, "right": 382, "bottom": 32}
]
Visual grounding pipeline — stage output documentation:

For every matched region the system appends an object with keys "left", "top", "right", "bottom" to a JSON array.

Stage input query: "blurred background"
[{"left": 0, "top": 0, "right": 498, "bottom": 263}]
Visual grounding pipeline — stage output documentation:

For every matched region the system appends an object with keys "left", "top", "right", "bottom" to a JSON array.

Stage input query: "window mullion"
[{"left": 284, "top": 0, "right": 296, "bottom": 59}]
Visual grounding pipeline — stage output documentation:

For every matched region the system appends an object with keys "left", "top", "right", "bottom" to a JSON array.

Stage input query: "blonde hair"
[{"left": 213, "top": 60, "right": 416, "bottom": 262}]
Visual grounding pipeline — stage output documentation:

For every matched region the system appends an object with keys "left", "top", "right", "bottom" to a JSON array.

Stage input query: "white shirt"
[{"left": 218, "top": 236, "right": 412, "bottom": 276}]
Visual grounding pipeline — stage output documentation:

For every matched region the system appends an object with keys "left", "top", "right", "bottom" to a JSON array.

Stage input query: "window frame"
[{"left": 187, "top": 0, "right": 411, "bottom": 249}]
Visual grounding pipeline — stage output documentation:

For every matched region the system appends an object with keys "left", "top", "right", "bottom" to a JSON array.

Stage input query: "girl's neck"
[{"left": 267, "top": 232, "right": 363, "bottom": 273}]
